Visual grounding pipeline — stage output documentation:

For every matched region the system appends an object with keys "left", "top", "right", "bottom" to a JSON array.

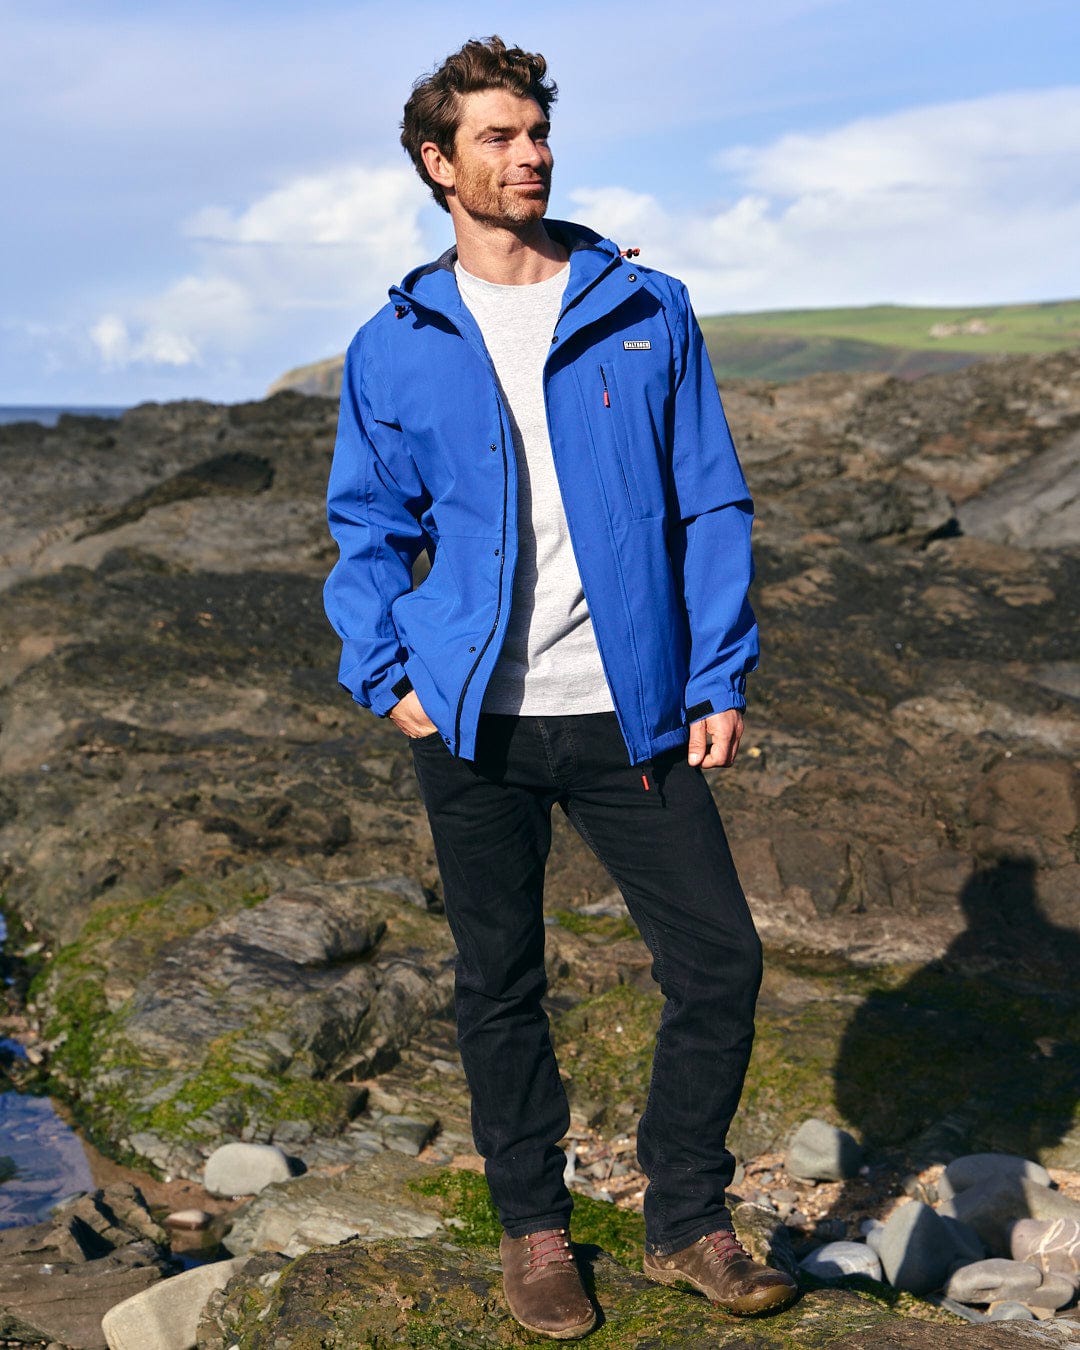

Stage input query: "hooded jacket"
[{"left": 324, "top": 221, "right": 758, "bottom": 766}]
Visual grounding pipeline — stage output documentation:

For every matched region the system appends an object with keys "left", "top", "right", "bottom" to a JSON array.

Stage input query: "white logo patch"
[{"left": 623, "top": 339, "right": 651, "bottom": 350}]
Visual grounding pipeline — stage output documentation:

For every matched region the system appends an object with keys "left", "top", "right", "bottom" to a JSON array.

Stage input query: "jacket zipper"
[
  {"left": 452, "top": 405, "right": 510, "bottom": 754},
  {"left": 599, "top": 364, "right": 636, "bottom": 514}
]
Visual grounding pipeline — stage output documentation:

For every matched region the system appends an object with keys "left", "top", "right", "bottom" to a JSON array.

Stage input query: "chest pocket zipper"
[{"left": 599, "top": 363, "right": 641, "bottom": 515}]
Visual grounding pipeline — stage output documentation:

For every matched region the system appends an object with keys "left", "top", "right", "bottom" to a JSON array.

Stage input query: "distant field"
[
  {"left": 271, "top": 299, "right": 1080, "bottom": 397},
  {"left": 700, "top": 298, "right": 1080, "bottom": 382}
]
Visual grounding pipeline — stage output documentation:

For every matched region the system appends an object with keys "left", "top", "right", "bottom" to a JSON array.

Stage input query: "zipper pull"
[{"left": 600, "top": 366, "right": 611, "bottom": 408}]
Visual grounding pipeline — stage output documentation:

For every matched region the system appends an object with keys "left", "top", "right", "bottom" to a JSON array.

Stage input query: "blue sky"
[{"left": 3, "top": 0, "right": 1079, "bottom": 405}]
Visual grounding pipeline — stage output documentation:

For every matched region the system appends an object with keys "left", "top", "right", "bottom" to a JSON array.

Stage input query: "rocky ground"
[{"left": 0, "top": 349, "right": 1078, "bottom": 1346}]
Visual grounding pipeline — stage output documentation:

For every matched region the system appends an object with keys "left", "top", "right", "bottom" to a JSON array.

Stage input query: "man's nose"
[{"left": 513, "top": 133, "right": 545, "bottom": 166}]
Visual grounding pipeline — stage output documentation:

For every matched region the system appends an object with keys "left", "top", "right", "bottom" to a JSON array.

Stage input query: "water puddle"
[
  {"left": 0, "top": 911, "right": 96, "bottom": 1227},
  {"left": 0, "top": 1091, "right": 95, "bottom": 1227}
]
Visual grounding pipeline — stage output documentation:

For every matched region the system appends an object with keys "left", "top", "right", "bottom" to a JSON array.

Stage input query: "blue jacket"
[{"left": 324, "top": 221, "right": 757, "bottom": 765}]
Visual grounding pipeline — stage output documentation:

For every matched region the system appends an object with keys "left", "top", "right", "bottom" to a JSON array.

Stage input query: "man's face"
[{"left": 445, "top": 88, "right": 553, "bottom": 227}]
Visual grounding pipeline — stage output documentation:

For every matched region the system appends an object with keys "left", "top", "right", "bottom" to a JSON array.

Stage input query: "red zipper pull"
[{"left": 601, "top": 366, "right": 611, "bottom": 408}]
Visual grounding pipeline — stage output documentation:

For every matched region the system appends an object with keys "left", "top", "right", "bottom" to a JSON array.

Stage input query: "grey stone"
[
  {"left": 1011, "top": 1218, "right": 1080, "bottom": 1281},
  {"left": 877, "top": 1200, "right": 971, "bottom": 1294},
  {"left": 1029, "top": 1270, "right": 1079, "bottom": 1310},
  {"left": 799, "top": 1241, "right": 883, "bottom": 1282},
  {"left": 223, "top": 1152, "right": 443, "bottom": 1258},
  {"left": 0, "top": 1241, "right": 169, "bottom": 1350},
  {"left": 360, "top": 875, "right": 430, "bottom": 909},
  {"left": 164, "top": 1209, "right": 212, "bottom": 1231},
  {"left": 940, "top": 1178, "right": 1080, "bottom": 1255},
  {"left": 986, "top": 1300, "right": 1036, "bottom": 1321},
  {"left": 959, "top": 430, "right": 1080, "bottom": 549},
  {"left": 730, "top": 1202, "right": 799, "bottom": 1279},
  {"left": 945, "top": 1258, "right": 1043, "bottom": 1305},
  {"left": 204, "top": 1143, "right": 292, "bottom": 1198},
  {"left": 379, "top": 1114, "right": 437, "bottom": 1157},
  {"left": 929, "top": 1295, "right": 989, "bottom": 1323},
  {"left": 940, "top": 1214, "right": 987, "bottom": 1267},
  {"left": 785, "top": 1118, "right": 863, "bottom": 1182},
  {"left": 938, "top": 1153, "right": 1053, "bottom": 1202},
  {"left": 101, "top": 1257, "right": 247, "bottom": 1350},
  {"left": 862, "top": 1219, "right": 886, "bottom": 1258}
]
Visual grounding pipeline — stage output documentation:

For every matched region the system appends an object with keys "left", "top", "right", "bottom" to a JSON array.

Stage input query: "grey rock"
[
  {"left": 986, "top": 1300, "right": 1036, "bottom": 1321},
  {"left": 940, "top": 1214, "right": 987, "bottom": 1267},
  {"left": 799, "top": 1241, "right": 883, "bottom": 1282},
  {"left": 945, "top": 1258, "right": 1043, "bottom": 1305},
  {"left": 361, "top": 874, "right": 431, "bottom": 909},
  {"left": 101, "top": 1256, "right": 247, "bottom": 1350},
  {"left": 299, "top": 1135, "right": 382, "bottom": 1169},
  {"left": 786, "top": 1118, "right": 863, "bottom": 1182},
  {"left": 938, "top": 1153, "right": 1053, "bottom": 1202},
  {"left": 223, "top": 1151, "right": 443, "bottom": 1258},
  {"left": 0, "top": 1188, "right": 172, "bottom": 1349},
  {"left": 204, "top": 1143, "right": 292, "bottom": 1198},
  {"left": 941, "top": 1179, "right": 1080, "bottom": 1255},
  {"left": 861, "top": 1218, "right": 885, "bottom": 1255},
  {"left": 929, "top": 1295, "right": 990, "bottom": 1323},
  {"left": 164, "top": 1209, "right": 212, "bottom": 1231},
  {"left": 877, "top": 1200, "right": 970, "bottom": 1294},
  {"left": 730, "top": 1202, "right": 799, "bottom": 1279},
  {"left": 1011, "top": 1217, "right": 1080, "bottom": 1280},
  {"left": 1029, "top": 1270, "right": 1079, "bottom": 1310},
  {"left": 379, "top": 1114, "right": 437, "bottom": 1156},
  {"left": 959, "top": 430, "right": 1080, "bottom": 549},
  {"left": 0, "top": 1242, "right": 169, "bottom": 1349}
]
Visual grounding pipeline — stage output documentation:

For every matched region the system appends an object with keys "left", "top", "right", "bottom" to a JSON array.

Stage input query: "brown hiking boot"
[
  {"left": 643, "top": 1228, "right": 798, "bottom": 1316},
  {"left": 500, "top": 1228, "right": 597, "bottom": 1339}
]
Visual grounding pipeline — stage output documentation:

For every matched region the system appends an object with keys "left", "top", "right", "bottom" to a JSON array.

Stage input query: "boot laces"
[
  {"left": 699, "top": 1229, "right": 749, "bottom": 1265},
  {"left": 526, "top": 1228, "right": 574, "bottom": 1270}
]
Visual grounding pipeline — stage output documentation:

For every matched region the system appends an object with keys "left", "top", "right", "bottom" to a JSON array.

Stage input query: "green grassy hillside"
[
  {"left": 700, "top": 298, "right": 1080, "bottom": 382},
  {"left": 270, "top": 299, "right": 1080, "bottom": 397}
]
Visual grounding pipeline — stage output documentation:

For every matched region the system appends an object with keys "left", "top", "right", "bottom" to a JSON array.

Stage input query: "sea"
[{"left": 0, "top": 405, "right": 127, "bottom": 428}]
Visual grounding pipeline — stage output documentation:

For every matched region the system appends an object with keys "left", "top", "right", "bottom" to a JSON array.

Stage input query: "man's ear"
[{"left": 420, "top": 141, "right": 455, "bottom": 194}]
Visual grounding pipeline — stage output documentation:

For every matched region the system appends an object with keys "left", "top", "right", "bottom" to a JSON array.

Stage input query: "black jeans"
[{"left": 410, "top": 712, "right": 762, "bottom": 1255}]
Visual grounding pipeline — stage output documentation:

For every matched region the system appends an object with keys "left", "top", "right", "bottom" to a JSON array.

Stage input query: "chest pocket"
[{"left": 595, "top": 359, "right": 663, "bottom": 520}]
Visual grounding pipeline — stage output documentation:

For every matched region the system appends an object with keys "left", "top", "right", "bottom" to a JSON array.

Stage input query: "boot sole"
[
  {"left": 508, "top": 1310, "right": 598, "bottom": 1340},
  {"left": 643, "top": 1261, "right": 797, "bottom": 1316}
]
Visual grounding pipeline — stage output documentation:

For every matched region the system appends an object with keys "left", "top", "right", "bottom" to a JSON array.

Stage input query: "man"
[{"left": 324, "top": 36, "right": 796, "bottom": 1339}]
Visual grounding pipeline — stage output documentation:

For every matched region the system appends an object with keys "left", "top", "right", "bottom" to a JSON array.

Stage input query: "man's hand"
[
  {"left": 688, "top": 709, "right": 744, "bottom": 769},
  {"left": 389, "top": 690, "right": 439, "bottom": 739}
]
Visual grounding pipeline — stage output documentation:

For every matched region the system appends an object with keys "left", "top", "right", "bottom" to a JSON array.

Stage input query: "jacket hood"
[{"left": 395, "top": 219, "right": 620, "bottom": 298}]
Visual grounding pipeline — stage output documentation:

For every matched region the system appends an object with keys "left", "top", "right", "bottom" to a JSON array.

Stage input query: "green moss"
[
  {"left": 409, "top": 1169, "right": 647, "bottom": 1268},
  {"left": 553, "top": 910, "right": 639, "bottom": 943},
  {"left": 546, "top": 943, "right": 1079, "bottom": 1166},
  {"left": 25, "top": 869, "right": 362, "bottom": 1168},
  {"left": 135, "top": 1030, "right": 356, "bottom": 1143},
  {"left": 409, "top": 1170, "right": 502, "bottom": 1248},
  {"left": 797, "top": 1272, "right": 960, "bottom": 1324},
  {"left": 553, "top": 985, "right": 663, "bottom": 1128}
]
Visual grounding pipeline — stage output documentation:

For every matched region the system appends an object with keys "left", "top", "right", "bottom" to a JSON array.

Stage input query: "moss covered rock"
[
  {"left": 28, "top": 867, "right": 454, "bottom": 1177},
  {"left": 193, "top": 1236, "right": 1019, "bottom": 1350}
]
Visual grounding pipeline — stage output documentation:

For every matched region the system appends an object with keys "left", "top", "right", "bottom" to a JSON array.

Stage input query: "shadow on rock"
[{"left": 832, "top": 854, "right": 1080, "bottom": 1192}]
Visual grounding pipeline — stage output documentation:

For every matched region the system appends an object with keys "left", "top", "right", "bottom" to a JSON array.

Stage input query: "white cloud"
[
  {"left": 90, "top": 164, "right": 431, "bottom": 372},
  {"left": 89, "top": 314, "right": 131, "bottom": 368},
  {"left": 571, "top": 87, "right": 1080, "bottom": 312}
]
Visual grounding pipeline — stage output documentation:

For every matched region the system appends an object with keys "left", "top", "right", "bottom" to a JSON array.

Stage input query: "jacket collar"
[{"left": 389, "top": 219, "right": 634, "bottom": 340}]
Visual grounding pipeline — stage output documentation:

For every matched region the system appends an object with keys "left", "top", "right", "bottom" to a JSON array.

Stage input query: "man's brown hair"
[{"left": 401, "top": 35, "right": 557, "bottom": 212}]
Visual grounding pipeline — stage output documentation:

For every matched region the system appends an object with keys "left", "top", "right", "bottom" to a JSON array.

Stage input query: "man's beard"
[{"left": 455, "top": 164, "right": 551, "bottom": 226}]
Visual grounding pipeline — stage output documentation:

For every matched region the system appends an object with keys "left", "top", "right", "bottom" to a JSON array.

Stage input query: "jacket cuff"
[
  {"left": 344, "top": 664, "right": 412, "bottom": 718},
  {"left": 684, "top": 677, "right": 747, "bottom": 721}
]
